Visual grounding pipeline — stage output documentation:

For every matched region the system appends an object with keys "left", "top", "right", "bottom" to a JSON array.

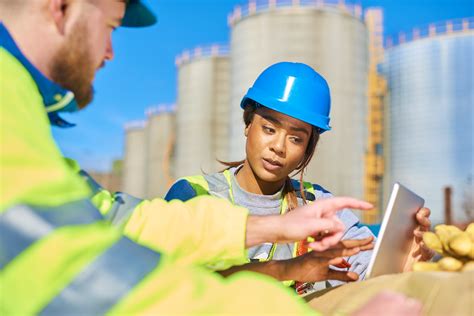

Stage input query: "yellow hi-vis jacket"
[{"left": 0, "top": 25, "right": 316, "bottom": 315}]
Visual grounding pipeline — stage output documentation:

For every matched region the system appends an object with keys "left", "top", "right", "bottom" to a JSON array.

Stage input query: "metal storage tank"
[
  {"left": 145, "top": 105, "right": 176, "bottom": 198},
  {"left": 383, "top": 18, "right": 473, "bottom": 224},
  {"left": 174, "top": 45, "right": 231, "bottom": 178},
  {"left": 228, "top": 0, "right": 368, "bottom": 199},
  {"left": 122, "top": 121, "right": 147, "bottom": 198}
]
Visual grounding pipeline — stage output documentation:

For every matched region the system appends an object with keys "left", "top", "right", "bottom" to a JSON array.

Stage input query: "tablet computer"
[{"left": 365, "top": 182, "right": 424, "bottom": 278}]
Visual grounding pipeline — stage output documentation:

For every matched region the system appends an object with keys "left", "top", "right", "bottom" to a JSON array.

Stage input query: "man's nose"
[{"left": 104, "top": 37, "right": 114, "bottom": 61}]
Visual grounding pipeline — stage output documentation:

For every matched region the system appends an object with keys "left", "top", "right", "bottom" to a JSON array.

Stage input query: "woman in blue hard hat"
[{"left": 165, "top": 62, "right": 433, "bottom": 292}]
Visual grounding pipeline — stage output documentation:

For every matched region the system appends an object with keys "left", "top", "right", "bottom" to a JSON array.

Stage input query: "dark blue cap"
[{"left": 122, "top": 0, "right": 157, "bottom": 27}]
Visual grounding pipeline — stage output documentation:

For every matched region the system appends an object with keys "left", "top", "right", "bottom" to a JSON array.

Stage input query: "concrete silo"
[
  {"left": 228, "top": 0, "right": 368, "bottom": 199},
  {"left": 145, "top": 105, "right": 176, "bottom": 198},
  {"left": 122, "top": 121, "right": 147, "bottom": 198},
  {"left": 383, "top": 18, "right": 473, "bottom": 224},
  {"left": 174, "top": 45, "right": 231, "bottom": 178}
]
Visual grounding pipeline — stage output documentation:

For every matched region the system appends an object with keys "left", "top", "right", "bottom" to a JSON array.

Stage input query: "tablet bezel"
[{"left": 365, "top": 182, "right": 425, "bottom": 278}]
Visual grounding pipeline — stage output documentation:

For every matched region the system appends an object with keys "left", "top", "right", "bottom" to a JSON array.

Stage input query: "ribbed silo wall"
[
  {"left": 383, "top": 20, "right": 473, "bottom": 224},
  {"left": 122, "top": 121, "right": 147, "bottom": 198},
  {"left": 174, "top": 46, "right": 230, "bottom": 178},
  {"left": 145, "top": 107, "right": 176, "bottom": 198},
  {"left": 228, "top": 1, "right": 368, "bottom": 199}
]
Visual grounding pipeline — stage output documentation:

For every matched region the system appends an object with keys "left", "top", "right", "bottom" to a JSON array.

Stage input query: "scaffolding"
[{"left": 363, "top": 8, "right": 386, "bottom": 223}]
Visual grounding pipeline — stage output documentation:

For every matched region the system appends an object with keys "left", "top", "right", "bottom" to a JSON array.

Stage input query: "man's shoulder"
[{"left": 1, "top": 48, "right": 43, "bottom": 106}]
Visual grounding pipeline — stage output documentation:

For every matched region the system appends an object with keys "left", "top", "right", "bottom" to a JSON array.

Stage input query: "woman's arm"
[
  {"left": 329, "top": 209, "right": 376, "bottom": 285},
  {"left": 219, "top": 237, "right": 374, "bottom": 283}
]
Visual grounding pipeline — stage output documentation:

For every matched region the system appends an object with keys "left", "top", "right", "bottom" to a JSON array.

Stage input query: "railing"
[
  {"left": 386, "top": 17, "right": 474, "bottom": 48},
  {"left": 124, "top": 120, "right": 147, "bottom": 131},
  {"left": 175, "top": 44, "right": 230, "bottom": 66},
  {"left": 227, "top": 0, "right": 363, "bottom": 26},
  {"left": 146, "top": 104, "right": 176, "bottom": 116}
]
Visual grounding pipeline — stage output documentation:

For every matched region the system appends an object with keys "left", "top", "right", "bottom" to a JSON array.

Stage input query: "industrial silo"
[
  {"left": 228, "top": 0, "right": 369, "bottom": 199},
  {"left": 122, "top": 121, "right": 147, "bottom": 198},
  {"left": 145, "top": 105, "right": 176, "bottom": 198},
  {"left": 383, "top": 18, "right": 473, "bottom": 224},
  {"left": 174, "top": 44, "right": 231, "bottom": 178}
]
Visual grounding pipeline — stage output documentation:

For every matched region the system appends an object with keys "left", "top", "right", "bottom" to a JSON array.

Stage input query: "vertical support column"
[
  {"left": 444, "top": 186, "right": 452, "bottom": 225},
  {"left": 363, "top": 8, "right": 386, "bottom": 224}
]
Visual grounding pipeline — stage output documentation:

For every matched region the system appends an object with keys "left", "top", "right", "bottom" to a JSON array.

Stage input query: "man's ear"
[
  {"left": 49, "top": 0, "right": 68, "bottom": 35},
  {"left": 244, "top": 124, "right": 250, "bottom": 137}
]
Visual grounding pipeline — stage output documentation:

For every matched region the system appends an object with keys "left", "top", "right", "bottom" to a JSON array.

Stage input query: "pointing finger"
[{"left": 317, "top": 197, "right": 373, "bottom": 217}]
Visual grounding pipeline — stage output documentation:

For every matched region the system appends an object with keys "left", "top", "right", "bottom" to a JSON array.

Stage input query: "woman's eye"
[{"left": 290, "top": 137, "right": 303, "bottom": 144}]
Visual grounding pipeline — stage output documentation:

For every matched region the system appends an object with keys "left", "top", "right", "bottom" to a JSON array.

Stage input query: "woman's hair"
[{"left": 219, "top": 100, "right": 320, "bottom": 211}]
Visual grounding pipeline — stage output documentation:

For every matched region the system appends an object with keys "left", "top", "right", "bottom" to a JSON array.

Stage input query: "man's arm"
[
  {"left": 123, "top": 196, "right": 250, "bottom": 268},
  {"left": 123, "top": 195, "right": 372, "bottom": 269}
]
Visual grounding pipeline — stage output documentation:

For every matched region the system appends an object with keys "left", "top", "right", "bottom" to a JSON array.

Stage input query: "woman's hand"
[
  {"left": 282, "top": 236, "right": 375, "bottom": 283},
  {"left": 404, "top": 207, "right": 435, "bottom": 271}
]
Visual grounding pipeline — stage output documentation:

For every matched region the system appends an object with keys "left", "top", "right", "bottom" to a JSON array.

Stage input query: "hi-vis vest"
[{"left": 181, "top": 170, "right": 317, "bottom": 287}]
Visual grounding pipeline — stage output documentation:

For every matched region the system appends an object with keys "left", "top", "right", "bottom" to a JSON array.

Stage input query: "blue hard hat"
[
  {"left": 122, "top": 0, "right": 157, "bottom": 27},
  {"left": 241, "top": 62, "right": 331, "bottom": 133}
]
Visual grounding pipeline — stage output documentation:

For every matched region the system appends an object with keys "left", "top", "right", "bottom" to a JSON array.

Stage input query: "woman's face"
[{"left": 244, "top": 107, "right": 313, "bottom": 184}]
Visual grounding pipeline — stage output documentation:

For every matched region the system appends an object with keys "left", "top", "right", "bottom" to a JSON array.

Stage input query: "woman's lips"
[{"left": 262, "top": 158, "right": 283, "bottom": 172}]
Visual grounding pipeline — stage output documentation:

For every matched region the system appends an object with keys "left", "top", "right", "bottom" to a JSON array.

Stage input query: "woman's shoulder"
[
  {"left": 164, "top": 171, "right": 230, "bottom": 202},
  {"left": 290, "top": 179, "right": 333, "bottom": 201},
  {"left": 164, "top": 178, "right": 200, "bottom": 201}
]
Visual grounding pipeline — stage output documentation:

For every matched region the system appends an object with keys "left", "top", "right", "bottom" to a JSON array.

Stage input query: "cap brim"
[{"left": 122, "top": 2, "right": 157, "bottom": 27}]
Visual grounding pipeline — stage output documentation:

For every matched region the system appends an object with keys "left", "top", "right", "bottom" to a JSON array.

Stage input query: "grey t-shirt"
[{"left": 229, "top": 167, "right": 295, "bottom": 260}]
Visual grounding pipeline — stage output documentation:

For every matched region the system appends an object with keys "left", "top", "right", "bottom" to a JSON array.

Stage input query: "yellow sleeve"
[
  {"left": 109, "top": 255, "right": 318, "bottom": 315},
  {"left": 123, "top": 196, "right": 249, "bottom": 267}
]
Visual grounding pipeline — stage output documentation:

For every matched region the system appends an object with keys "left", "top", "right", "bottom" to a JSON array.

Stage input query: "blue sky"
[{"left": 52, "top": 0, "right": 473, "bottom": 172}]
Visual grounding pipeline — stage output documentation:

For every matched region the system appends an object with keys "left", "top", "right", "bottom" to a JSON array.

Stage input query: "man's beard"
[{"left": 50, "top": 21, "right": 96, "bottom": 109}]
